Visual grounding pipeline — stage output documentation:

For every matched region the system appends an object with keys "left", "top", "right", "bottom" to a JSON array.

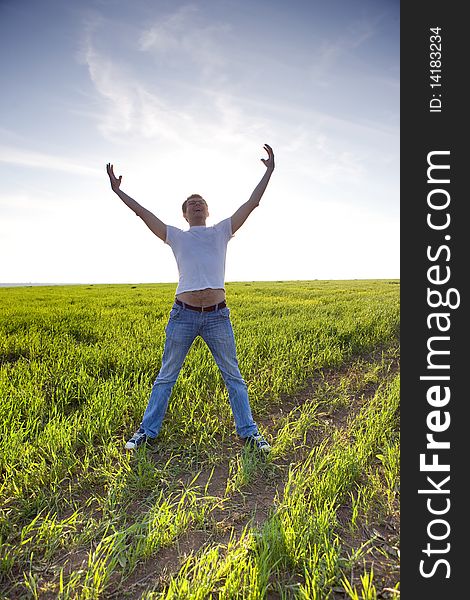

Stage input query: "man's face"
[{"left": 184, "top": 197, "right": 209, "bottom": 223}]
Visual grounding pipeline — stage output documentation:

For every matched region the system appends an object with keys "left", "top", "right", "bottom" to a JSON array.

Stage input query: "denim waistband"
[{"left": 175, "top": 298, "right": 227, "bottom": 312}]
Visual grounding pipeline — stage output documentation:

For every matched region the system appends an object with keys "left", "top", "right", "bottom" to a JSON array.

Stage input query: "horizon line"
[{"left": 1, "top": 278, "right": 400, "bottom": 288}]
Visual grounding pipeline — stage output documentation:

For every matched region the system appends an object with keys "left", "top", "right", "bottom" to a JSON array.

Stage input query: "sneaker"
[
  {"left": 244, "top": 433, "right": 271, "bottom": 453},
  {"left": 125, "top": 428, "right": 149, "bottom": 450}
]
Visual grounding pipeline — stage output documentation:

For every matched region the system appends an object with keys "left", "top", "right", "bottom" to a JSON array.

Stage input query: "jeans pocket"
[
  {"left": 169, "top": 305, "right": 181, "bottom": 320},
  {"left": 219, "top": 307, "right": 230, "bottom": 318}
]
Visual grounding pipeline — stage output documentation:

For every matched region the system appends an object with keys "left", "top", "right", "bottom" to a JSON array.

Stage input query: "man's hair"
[{"left": 182, "top": 194, "right": 207, "bottom": 213}]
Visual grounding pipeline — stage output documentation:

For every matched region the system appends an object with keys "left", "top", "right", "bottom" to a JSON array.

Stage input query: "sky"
[{"left": 0, "top": 0, "right": 399, "bottom": 285}]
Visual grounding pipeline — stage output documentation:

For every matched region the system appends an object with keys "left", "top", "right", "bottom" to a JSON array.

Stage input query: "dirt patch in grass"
[{"left": 336, "top": 504, "right": 400, "bottom": 599}]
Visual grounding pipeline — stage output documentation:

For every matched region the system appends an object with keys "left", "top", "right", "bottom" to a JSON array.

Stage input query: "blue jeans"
[{"left": 140, "top": 303, "right": 259, "bottom": 439}]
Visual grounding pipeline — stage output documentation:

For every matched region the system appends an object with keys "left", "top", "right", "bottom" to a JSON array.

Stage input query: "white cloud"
[
  {"left": 138, "top": 4, "right": 230, "bottom": 80},
  {"left": 81, "top": 25, "right": 264, "bottom": 150},
  {"left": 309, "top": 14, "right": 381, "bottom": 85},
  {"left": 0, "top": 145, "right": 102, "bottom": 176},
  {"left": 81, "top": 33, "right": 207, "bottom": 144}
]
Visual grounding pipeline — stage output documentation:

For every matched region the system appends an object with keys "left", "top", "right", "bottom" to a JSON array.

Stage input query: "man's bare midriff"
[{"left": 176, "top": 288, "right": 226, "bottom": 307}]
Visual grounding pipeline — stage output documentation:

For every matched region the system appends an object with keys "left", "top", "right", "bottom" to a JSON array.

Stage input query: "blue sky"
[{"left": 0, "top": 0, "right": 399, "bottom": 284}]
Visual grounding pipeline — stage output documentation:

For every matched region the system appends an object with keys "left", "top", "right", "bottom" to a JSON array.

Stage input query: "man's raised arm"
[
  {"left": 231, "top": 144, "right": 275, "bottom": 234},
  {"left": 106, "top": 163, "right": 167, "bottom": 242}
]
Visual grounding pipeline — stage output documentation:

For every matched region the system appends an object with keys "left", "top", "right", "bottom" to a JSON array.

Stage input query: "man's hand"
[
  {"left": 261, "top": 144, "right": 275, "bottom": 172},
  {"left": 106, "top": 163, "right": 122, "bottom": 192}
]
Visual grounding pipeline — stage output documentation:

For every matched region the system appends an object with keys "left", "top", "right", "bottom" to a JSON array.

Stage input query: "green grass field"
[{"left": 0, "top": 280, "right": 400, "bottom": 599}]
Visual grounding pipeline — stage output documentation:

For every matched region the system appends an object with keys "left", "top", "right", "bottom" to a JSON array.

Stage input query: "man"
[{"left": 106, "top": 144, "right": 275, "bottom": 452}]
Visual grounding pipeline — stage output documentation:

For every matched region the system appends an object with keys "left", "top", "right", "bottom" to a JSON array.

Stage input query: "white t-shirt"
[{"left": 165, "top": 218, "right": 234, "bottom": 294}]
